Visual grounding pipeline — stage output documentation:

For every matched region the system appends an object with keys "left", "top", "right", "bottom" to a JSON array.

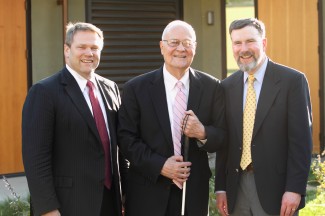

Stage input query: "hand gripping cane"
[{"left": 181, "top": 114, "right": 190, "bottom": 216}]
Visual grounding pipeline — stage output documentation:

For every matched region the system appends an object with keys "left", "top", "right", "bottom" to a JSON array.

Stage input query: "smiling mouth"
[
  {"left": 173, "top": 55, "right": 186, "bottom": 58},
  {"left": 240, "top": 55, "right": 252, "bottom": 59},
  {"left": 81, "top": 59, "right": 93, "bottom": 63}
]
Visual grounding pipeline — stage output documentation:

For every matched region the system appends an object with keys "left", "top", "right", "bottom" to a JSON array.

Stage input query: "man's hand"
[
  {"left": 42, "top": 209, "right": 61, "bottom": 216},
  {"left": 280, "top": 191, "right": 301, "bottom": 216},
  {"left": 182, "top": 110, "right": 206, "bottom": 140},
  {"left": 216, "top": 192, "right": 229, "bottom": 216},
  {"left": 161, "top": 155, "right": 191, "bottom": 183}
]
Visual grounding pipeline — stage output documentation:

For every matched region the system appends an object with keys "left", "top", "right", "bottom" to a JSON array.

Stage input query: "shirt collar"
[
  {"left": 163, "top": 64, "right": 190, "bottom": 91},
  {"left": 243, "top": 58, "right": 268, "bottom": 84},
  {"left": 66, "top": 64, "right": 97, "bottom": 91}
]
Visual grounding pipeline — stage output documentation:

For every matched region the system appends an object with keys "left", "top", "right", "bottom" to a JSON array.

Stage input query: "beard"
[{"left": 236, "top": 51, "right": 258, "bottom": 72}]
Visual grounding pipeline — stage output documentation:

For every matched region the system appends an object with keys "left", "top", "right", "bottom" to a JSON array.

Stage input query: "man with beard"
[{"left": 215, "top": 18, "right": 312, "bottom": 216}]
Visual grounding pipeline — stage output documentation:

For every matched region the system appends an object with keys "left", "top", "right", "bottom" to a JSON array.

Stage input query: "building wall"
[
  {"left": 0, "top": 0, "right": 27, "bottom": 174},
  {"left": 68, "top": 0, "right": 85, "bottom": 23},
  {"left": 184, "top": 0, "right": 223, "bottom": 80},
  {"left": 31, "top": 0, "right": 63, "bottom": 83},
  {"left": 258, "top": 0, "right": 320, "bottom": 153},
  {"left": 323, "top": 0, "right": 325, "bottom": 153},
  {"left": 31, "top": 0, "right": 85, "bottom": 83},
  {"left": 31, "top": 0, "right": 223, "bottom": 83},
  {"left": 30, "top": 1, "right": 323, "bottom": 153}
]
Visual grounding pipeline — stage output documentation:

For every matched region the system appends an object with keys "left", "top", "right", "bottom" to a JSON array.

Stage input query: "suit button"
[
  {"left": 235, "top": 169, "right": 239, "bottom": 172},
  {"left": 239, "top": 147, "right": 242, "bottom": 150}
]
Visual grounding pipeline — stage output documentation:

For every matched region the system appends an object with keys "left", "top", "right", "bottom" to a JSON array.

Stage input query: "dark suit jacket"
[
  {"left": 118, "top": 67, "right": 226, "bottom": 216},
  {"left": 22, "top": 67, "right": 128, "bottom": 216},
  {"left": 215, "top": 59, "right": 313, "bottom": 214}
]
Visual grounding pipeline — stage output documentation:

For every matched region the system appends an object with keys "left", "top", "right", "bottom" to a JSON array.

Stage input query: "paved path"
[{"left": 0, "top": 176, "right": 29, "bottom": 202}]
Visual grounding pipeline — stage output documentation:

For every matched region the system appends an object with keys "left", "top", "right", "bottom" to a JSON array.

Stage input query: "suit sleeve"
[
  {"left": 118, "top": 82, "right": 166, "bottom": 183},
  {"left": 214, "top": 81, "right": 227, "bottom": 191},
  {"left": 114, "top": 82, "right": 129, "bottom": 195},
  {"left": 22, "top": 84, "right": 60, "bottom": 215},
  {"left": 286, "top": 73, "right": 312, "bottom": 195},
  {"left": 200, "top": 80, "right": 226, "bottom": 153}
]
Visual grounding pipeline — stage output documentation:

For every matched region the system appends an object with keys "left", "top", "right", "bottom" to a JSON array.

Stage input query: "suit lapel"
[
  {"left": 61, "top": 69, "right": 102, "bottom": 145},
  {"left": 148, "top": 69, "right": 173, "bottom": 152},
  {"left": 228, "top": 72, "right": 244, "bottom": 145},
  {"left": 187, "top": 69, "right": 202, "bottom": 113},
  {"left": 96, "top": 76, "right": 119, "bottom": 151},
  {"left": 253, "top": 61, "right": 281, "bottom": 138}
]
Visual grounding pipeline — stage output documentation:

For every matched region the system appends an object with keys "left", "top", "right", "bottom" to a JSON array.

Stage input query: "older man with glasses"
[{"left": 118, "top": 20, "right": 226, "bottom": 216}]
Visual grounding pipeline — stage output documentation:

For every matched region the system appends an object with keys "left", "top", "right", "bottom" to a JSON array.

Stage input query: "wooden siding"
[
  {"left": 0, "top": 0, "right": 27, "bottom": 174},
  {"left": 258, "top": 0, "right": 320, "bottom": 153}
]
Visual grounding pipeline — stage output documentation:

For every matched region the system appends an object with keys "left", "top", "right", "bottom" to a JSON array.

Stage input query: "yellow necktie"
[{"left": 240, "top": 74, "right": 256, "bottom": 170}]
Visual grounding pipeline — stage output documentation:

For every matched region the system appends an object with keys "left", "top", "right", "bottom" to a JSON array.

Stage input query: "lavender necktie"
[{"left": 173, "top": 81, "right": 187, "bottom": 156}]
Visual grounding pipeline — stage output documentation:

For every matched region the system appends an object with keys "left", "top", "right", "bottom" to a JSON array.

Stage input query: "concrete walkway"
[{"left": 0, "top": 176, "right": 29, "bottom": 202}]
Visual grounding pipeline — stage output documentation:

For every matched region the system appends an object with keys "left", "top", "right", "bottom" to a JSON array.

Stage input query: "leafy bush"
[
  {"left": 209, "top": 176, "right": 220, "bottom": 216},
  {"left": 300, "top": 151, "right": 325, "bottom": 215},
  {"left": 0, "top": 197, "right": 30, "bottom": 216},
  {"left": 0, "top": 176, "right": 30, "bottom": 216}
]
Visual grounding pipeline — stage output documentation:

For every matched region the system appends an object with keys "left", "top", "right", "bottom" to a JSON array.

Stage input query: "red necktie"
[{"left": 87, "top": 80, "right": 112, "bottom": 189}]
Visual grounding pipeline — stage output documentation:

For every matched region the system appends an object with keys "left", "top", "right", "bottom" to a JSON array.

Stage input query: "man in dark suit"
[
  {"left": 118, "top": 20, "right": 226, "bottom": 216},
  {"left": 22, "top": 22, "right": 127, "bottom": 216},
  {"left": 215, "top": 18, "right": 312, "bottom": 216}
]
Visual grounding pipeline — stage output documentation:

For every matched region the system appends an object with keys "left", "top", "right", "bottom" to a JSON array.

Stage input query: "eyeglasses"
[{"left": 162, "top": 39, "right": 196, "bottom": 48}]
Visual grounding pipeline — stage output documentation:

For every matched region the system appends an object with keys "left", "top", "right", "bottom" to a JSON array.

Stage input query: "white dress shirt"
[
  {"left": 66, "top": 64, "right": 111, "bottom": 138},
  {"left": 163, "top": 64, "right": 190, "bottom": 137}
]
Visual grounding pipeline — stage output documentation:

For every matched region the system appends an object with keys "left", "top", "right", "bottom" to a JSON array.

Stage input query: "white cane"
[
  {"left": 181, "top": 115, "right": 190, "bottom": 216},
  {"left": 181, "top": 179, "right": 187, "bottom": 215}
]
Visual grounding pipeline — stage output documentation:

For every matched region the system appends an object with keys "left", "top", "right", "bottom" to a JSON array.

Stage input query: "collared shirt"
[
  {"left": 243, "top": 58, "right": 268, "bottom": 110},
  {"left": 66, "top": 64, "right": 111, "bottom": 138},
  {"left": 163, "top": 64, "right": 190, "bottom": 135},
  {"left": 216, "top": 58, "right": 268, "bottom": 194}
]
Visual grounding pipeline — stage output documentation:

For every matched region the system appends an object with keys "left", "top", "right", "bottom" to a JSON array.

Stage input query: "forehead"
[
  {"left": 165, "top": 26, "right": 194, "bottom": 40},
  {"left": 230, "top": 26, "right": 261, "bottom": 41},
  {"left": 72, "top": 30, "right": 103, "bottom": 44}
]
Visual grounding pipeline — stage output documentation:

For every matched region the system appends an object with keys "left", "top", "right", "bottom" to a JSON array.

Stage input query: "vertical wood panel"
[
  {"left": 258, "top": 0, "right": 320, "bottom": 153},
  {"left": 0, "top": 0, "right": 27, "bottom": 173}
]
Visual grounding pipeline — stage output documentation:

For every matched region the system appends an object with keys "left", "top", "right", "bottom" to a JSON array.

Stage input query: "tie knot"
[
  {"left": 87, "top": 80, "right": 94, "bottom": 90},
  {"left": 248, "top": 74, "right": 255, "bottom": 84},
  {"left": 176, "top": 81, "right": 183, "bottom": 89}
]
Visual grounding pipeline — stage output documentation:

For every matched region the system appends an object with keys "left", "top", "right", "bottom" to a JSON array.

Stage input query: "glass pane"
[{"left": 226, "top": 0, "right": 255, "bottom": 77}]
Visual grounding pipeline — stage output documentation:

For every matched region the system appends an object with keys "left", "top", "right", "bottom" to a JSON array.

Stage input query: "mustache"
[{"left": 239, "top": 51, "right": 254, "bottom": 58}]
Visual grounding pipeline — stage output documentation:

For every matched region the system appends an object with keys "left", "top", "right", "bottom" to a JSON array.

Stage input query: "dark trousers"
[
  {"left": 100, "top": 186, "right": 118, "bottom": 216},
  {"left": 165, "top": 184, "right": 187, "bottom": 216}
]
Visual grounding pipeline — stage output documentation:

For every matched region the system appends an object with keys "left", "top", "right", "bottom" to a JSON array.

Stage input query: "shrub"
[
  {"left": 0, "top": 176, "right": 30, "bottom": 216},
  {"left": 300, "top": 151, "right": 325, "bottom": 215}
]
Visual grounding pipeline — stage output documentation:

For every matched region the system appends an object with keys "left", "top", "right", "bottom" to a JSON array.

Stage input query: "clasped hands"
[{"left": 161, "top": 155, "right": 191, "bottom": 185}]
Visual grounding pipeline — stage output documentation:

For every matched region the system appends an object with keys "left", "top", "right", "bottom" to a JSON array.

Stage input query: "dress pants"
[
  {"left": 100, "top": 185, "right": 118, "bottom": 216},
  {"left": 231, "top": 171, "right": 299, "bottom": 216},
  {"left": 165, "top": 184, "right": 187, "bottom": 216}
]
